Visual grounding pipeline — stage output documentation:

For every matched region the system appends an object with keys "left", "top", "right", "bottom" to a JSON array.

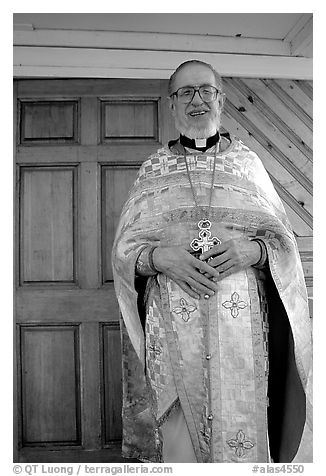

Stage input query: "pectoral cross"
[{"left": 190, "top": 219, "right": 221, "bottom": 254}]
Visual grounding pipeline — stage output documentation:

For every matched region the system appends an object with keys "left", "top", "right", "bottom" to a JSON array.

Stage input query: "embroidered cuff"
[
  {"left": 251, "top": 238, "right": 268, "bottom": 269},
  {"left": 135, "top": 246, "right": 158, "bottom": 276}
]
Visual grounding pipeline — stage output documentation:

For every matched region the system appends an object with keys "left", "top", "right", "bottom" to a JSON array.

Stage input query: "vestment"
[{"left": 111, "top": 136, "right": 312, "bottom": 463}]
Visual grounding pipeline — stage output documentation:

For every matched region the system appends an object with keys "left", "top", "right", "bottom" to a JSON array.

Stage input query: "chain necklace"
[{"left": 182, "top": 142, "right": 221, "bottom": 255}]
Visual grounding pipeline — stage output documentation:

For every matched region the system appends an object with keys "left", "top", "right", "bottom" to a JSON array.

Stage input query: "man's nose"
[{"left": 190, "top": 90, "right": 204, "bottom": 105}]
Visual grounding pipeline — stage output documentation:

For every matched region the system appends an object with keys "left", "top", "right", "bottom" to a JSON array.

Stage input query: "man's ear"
[
  {"left": 218, "top": 93, "right": 226, "bottom": 109},
  {"left": 168, "top": 97, "right": 176, "bottom": 116}
]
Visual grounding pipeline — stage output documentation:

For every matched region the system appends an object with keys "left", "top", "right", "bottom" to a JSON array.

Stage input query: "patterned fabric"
[{"left": 112, "top": 136, "right": 312, "bottom": 463}]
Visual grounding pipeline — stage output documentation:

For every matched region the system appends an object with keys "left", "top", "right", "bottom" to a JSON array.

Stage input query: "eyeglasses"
[{"left": 170, "top": 85, "right": 219, "bottom": 104}]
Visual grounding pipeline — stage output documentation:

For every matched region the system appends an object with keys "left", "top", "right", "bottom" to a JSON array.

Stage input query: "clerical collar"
[{"left": 180, "top": 132, "right": 220, "bottom": 151}]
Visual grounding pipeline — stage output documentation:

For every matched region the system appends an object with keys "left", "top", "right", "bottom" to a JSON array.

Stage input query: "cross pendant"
[{"left": 190, "top": 219, "right": 221, "bottom": 254}]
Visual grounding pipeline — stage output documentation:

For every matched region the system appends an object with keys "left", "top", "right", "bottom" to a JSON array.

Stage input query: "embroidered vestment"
[{"left": 112, "top": 137, "right": 312, "bottom": 463}]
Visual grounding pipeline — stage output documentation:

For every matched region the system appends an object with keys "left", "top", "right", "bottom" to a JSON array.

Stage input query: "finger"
[
  {"left": 174, "top": 279, "right": 200, "bottom": 300},
  {"left": 208, "top": 250, "right": 233, "bottom": 268},
  {"left": 201, "top": 268, "right": 218, "bottom": 283},
  {"left": 199, "top": 242, "right": 229, "bottom": 261},
  {"left": 190, "top": 270, "right": 219, "bottom": 292},
  {"left": 191, "top": 256, "right": 219, "bottom": 278},
  {"left": 202, "top": 272, "right": 219, "bottom": 284},
  {"left": 187, "top": 276, "right": 216, "bottom": 296},
  {"left": 216, "top": 259, "right": 234, "bottom": 274},
  {"left": 215, "top": 264, "right": 238, "bottom": 281}
]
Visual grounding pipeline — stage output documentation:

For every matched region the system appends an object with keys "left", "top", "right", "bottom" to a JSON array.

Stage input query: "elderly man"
[{"left": 112, "top": 60, "right": 312, "bottom": 463}]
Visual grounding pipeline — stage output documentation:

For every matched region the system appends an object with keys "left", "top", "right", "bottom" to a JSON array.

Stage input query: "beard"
[
  {"left": 174, "top": 111, "right": 222, "bottom": 139},
  {"left": 178, "top": 123, "right": 218, "bottom": 139}
]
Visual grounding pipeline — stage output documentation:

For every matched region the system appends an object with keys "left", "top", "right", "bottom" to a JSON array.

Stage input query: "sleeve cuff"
[{"left": 251, "top": 238, "right": 268, "bottom": 269}]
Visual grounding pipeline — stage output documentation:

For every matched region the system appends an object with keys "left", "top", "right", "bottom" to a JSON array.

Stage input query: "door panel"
[
  {"left": 102, "top": 166, "right": 139, "bottom": 282},
  {"left": 102, "top": 323, "right": 123, "bottom": 443},
  {"left": 20, "top": 325, "right": 81, "bottom": 446},
  {"left": 20, "top": 167, "right": 76, "bottom": 284},
  {"left": 19, "top": 100, "right": 79, "bottom": 144},
  {"left": 102, "top": 99, "right": 159, "bottom": 141}
]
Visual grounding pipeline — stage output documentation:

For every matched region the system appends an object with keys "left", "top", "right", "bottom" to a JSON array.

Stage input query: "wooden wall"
[{"left": 221, "top": 77, "right": 313, "bottom": 301}]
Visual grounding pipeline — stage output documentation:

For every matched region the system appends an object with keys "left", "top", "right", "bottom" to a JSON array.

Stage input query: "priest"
[{"left": 111, "top": 60, "right": 312, "bottom": 463}]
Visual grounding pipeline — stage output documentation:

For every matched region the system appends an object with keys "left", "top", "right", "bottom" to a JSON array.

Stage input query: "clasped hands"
[{"left": 152, "top": 238, "right": 261, "bottom": 300}]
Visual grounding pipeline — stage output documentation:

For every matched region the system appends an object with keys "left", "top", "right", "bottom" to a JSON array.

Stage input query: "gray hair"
[{"left": 168, "top": 60, "right": 223, "bottom": 96}]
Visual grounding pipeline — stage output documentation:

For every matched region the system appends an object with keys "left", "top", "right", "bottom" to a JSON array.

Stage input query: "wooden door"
[{"left": 14, "top": 78, "right": 176, "bottom": 463}]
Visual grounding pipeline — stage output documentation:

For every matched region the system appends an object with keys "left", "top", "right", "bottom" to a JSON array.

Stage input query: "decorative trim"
[
  {"left": 207, "top": 291, "right": 223, "bottom": 461},
  {"left": 158, "top": 274, "right": 204, "bottom": 462},
  {"left": 247, "top": 268, "right": 269, "bottom": 461}
]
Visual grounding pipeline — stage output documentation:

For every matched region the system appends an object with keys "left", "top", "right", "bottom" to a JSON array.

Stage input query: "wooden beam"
[
  {"left": 14, "top": 29, "right": 290, "bottom": 57},
  {"left": 290, "top": 17, "right": 313, "bottom": 57},
  {"left": 14, "top": 23, "right": 35, "bottom": 31},
  {"left": 283, "top": 13, "right": 313, "bottom": 57},
  {"left": 13, "top": 47, "right": 313, "bottom": 80},
  {"left": 283, "top": 14, "right": 311, "bottom": 43}
]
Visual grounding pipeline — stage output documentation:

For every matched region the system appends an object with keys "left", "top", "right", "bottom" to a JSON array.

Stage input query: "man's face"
[{"left": 169, "top": 64, "right": 224, "bottom": 139}]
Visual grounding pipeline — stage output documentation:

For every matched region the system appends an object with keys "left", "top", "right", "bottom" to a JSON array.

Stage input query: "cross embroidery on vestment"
[
  {"left": 172, "top": 298, "right": 197, "bottom": 322},
  {"left": 227, "top": 429, "right": 255, "bottom": 457},
  {"left": 222, "top": 292, "right": 248, "bottom": 318}
]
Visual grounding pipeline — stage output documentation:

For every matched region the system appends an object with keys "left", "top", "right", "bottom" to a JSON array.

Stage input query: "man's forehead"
[{"left": 173, "top": 64, "right": 216, "bottom": 87}]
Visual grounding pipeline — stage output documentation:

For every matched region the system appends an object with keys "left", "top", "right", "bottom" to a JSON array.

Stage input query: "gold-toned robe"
[{"left": 112, "top": 137, "right": 312, "bottom": 463}]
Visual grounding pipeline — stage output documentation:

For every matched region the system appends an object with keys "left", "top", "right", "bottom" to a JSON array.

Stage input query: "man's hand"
[
  {"left": 199, "top": 238, "right": 261, "bottom": 281},
  {"left": 152, "top": 246, "right": 219, "bottom": 300}
]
